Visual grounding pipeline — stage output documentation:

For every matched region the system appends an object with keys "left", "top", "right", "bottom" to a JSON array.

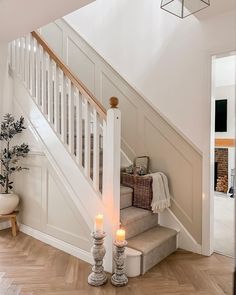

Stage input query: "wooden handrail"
[{"left": 31, "top": 31, "right": 107, "bottom": 120}]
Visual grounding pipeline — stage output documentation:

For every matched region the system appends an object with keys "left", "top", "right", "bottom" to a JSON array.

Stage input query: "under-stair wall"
[
  {"left": 40, "top": 19, "right": 203, "bottom": 248},
  {"left": 12, "top": 99, "right": 92, "bottom": 259}
]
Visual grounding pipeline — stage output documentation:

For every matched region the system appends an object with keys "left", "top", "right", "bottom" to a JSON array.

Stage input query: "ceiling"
[
  {"left": 0, "top": 0, "right": 235, "bottom": 42},
  {"left": 196, "top": 0, "right": 236, "bottom": 19},
  {"left": 0, "top": 0, "right": 94, "bottom": 42}
]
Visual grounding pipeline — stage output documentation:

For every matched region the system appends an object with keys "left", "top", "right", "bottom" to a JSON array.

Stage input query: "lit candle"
[
  {"left": 94, "top": 214, "right": 104, "bottom": 233},
  {"left": 116, "top": 229, "right": 126, "bottom": 243}
]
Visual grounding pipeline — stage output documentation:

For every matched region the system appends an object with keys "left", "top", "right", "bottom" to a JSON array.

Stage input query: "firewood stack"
[{"left": 216, "top": 175, "right": 228, "bottom": 193}]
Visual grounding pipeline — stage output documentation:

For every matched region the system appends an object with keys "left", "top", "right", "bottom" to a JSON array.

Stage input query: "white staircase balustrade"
[
  {"left": 9, "top": 32, "right": 121, "bottom": 272},
  {"left": 10, "top": 32, "right": 106, "bottom": 194}
]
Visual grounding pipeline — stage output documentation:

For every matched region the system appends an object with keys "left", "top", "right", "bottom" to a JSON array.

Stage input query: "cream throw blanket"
[{"left": 149, "top": 172, "right": 171, "bottom": 213}]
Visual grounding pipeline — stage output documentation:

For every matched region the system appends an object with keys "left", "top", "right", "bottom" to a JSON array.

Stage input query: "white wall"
[
  {"left": 64, "top": 1, "right": 236, "bottom": 151},
  {"left": 64, "top": 0, "right": 236, "bottom": 254},
  {"left": 0, "top": 43, "right": 12, "bottom": 119},
  {"left": 214, "top": 56, "right": 236, "bottom": 140}
]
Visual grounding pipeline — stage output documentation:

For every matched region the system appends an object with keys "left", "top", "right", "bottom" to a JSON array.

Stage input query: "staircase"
[
  {"left": 9, "top": 31, "right": 122, "bottom": 273},
  {"left": 9, "top": 30, "right": 178, "bottom": 276},
  {"left": 40, "top": 19, "right": 203, "bottom": 252}
]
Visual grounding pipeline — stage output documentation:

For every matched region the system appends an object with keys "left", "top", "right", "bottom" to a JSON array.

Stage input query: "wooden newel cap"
[{"left": 109, "top": 97, "right": 119, "bottom": 108}]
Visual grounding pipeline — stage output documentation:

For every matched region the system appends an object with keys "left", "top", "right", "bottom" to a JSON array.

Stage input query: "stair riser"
[
  {"left": 142, "top": 235, "right": 177, "bottom": 274},
  {"left": 120, "top": 192, "right": 133, "bottom": 209},
  {"left": 123, "top": 215, "right": 159, "bottom": 239}
]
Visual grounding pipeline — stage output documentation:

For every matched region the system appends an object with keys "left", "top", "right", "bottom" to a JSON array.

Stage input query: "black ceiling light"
[{"left": 160, "top": 0, "right": 210, "bottom": 19}]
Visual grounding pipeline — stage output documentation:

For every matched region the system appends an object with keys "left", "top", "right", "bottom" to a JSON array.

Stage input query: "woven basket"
[
  {"left": 133, "top": 175, "right": 153, "bottom": 210},
  {"left": 121, "top": 172, "right": 135, "bottom": 188},
  {"left": 121, "top": 173, "right": 153, "bottom": 210}
]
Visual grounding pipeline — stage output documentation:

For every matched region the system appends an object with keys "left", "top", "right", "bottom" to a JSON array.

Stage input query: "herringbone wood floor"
[{"left": 0, "top": 229, "right": 233, "bottom": 295}]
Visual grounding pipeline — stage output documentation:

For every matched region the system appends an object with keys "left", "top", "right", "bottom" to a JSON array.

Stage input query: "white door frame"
[{"left": 203, "top": 50, "right": 236, "bottom": 257}]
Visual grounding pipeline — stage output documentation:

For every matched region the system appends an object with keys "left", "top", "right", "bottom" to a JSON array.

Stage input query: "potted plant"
[{"left": 0, "top": 114, "right": 30, "bottom": 214}]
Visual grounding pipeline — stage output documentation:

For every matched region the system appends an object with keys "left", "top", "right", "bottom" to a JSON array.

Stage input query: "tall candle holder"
[
  {"left": 111, "top": 240, "right": 128, "bottom": 287},
  {"left": 88, "top": 231, "right": 108, "bottom": 286}
]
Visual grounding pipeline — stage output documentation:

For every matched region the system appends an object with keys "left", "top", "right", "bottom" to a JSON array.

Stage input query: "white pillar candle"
[
  {"left": 94, "top": 214, "right": 103, "bottom": 232},
  {"left": 116, "top": 229, "right": 126, "bottom": 243}
]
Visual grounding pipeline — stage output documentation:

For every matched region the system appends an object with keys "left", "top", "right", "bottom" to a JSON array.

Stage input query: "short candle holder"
[
  {"left": 88, "top": 231, "right": 108, "bottom": 286},
  {"left": 111, "top": 240, "right": 128, "bottom": 287}
]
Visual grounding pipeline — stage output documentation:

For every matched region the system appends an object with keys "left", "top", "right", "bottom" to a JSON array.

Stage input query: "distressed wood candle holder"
[
  {"left": 111, "top": 240, "right": 128, "bottom": 287},
  {"left": 88, "top": 231, "right": 108, "bottom": 286}
]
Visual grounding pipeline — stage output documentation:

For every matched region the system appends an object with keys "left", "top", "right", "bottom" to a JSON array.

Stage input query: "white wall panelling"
[
  {"left": 41, "top": 20, "right": 203, "bottom": 245},
  {"left": 14, "top": 153, "right": 92, "bottom": 252},
  {"left": 63, "top": 2, "right": 236, "bottom": 256}
]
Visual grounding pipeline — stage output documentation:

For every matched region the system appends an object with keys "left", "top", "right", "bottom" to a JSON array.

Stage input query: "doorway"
[{"left": 212, "top": 53, "right": 235, "bottom": 257}]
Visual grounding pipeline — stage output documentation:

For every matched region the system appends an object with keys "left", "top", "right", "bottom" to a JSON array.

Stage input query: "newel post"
[{"left": 103, "top": 97, "right": 121, "bottom": 273}]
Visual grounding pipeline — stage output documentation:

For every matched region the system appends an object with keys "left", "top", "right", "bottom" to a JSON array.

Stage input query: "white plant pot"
[{"left": 0, "top": 193, "right": 19, "bottom": 215}]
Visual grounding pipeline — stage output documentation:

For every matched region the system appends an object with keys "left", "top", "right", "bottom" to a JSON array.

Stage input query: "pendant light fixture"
[{"left": 160, "top": 0, "right": 210, "bottom": 19}]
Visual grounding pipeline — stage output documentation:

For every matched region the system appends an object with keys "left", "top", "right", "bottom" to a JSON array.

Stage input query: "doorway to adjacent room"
[{"left": 211, "top": 53, "right": 235, "bottom": 257}]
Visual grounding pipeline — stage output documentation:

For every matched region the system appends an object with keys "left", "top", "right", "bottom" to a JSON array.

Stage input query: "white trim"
[
  {"left": 20, "top": 224, "right": 93, "bottom": 265},
  {"left": 159, "top": 208, "right": 202, "bottom": 254},
  {"left": 121, "top": 149, "right": 133, "bottom": 167}
]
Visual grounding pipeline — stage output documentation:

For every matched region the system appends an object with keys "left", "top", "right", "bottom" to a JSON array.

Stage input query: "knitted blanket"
[{"left": 149, "top": 172, "right": 171, "bottom": 213}]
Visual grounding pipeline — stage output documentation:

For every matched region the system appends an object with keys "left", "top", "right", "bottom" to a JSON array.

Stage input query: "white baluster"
[
  {"left": 15, "top": 39, "right": 20, "bottom": 76},
  {"left": 54, "top": 64, "right": 60, "bottom": 133},
  {"left": 93, "top": 108, "right": 100, "bottom": 192},
  {"left": 102, "top": 120, "right": 107, "bottom": 195},
  {"left": 76, "top": 90, "right": 82, "bottom": 166},
  {"left": 28, "top": 35, "right": 32, "bottom": 93},
  {"left": 30, "top": 36, "right": 36, "bottom": 98},
  {"left": 20, "top": 37, "right": 25, "bottom": 81},
  {"left": 25, "top": 35, "right": 30, "bottom": 89},
  {"left": 48, "top": 58, "right": 54, "bottom": 124},
  {"left": 41, "top": 50, "right": 47, "bottom": 114},
  {"left": 35, "top": 43, "right": 41, "bottom": 105},
  {"left": 10, "top": 41, "right": 15, "bottom": 70},
  {"left": 61, "top": 73, "right": 67, "bottom": 143},
  {"left": 84, "top": 98, "right": 91, "bottom": 178},
  {"left": 68, "top": 82, "right": 75, "bottom": 154}
]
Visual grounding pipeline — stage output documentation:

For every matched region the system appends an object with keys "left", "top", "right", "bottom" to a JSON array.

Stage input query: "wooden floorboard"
[{"left": 0, "top": 229, "right": 234, "bottom": 295}]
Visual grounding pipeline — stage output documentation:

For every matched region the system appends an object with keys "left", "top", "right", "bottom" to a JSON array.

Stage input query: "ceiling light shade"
[{"left": 160, "top": 0, "right": 210, "bottom": 18}]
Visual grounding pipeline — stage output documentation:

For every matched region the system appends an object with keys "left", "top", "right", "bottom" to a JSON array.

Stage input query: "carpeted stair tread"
[
  {"left": 127, "top": 225, "right": 177, "bottom": 254},
  {"left": 120, "top": 185, "right": 133, "bottom": 209}
]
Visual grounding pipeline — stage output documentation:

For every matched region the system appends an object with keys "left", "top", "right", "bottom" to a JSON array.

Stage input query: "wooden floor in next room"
[{"left": 0, "top": 229, "right": 233, "bottom": 295}]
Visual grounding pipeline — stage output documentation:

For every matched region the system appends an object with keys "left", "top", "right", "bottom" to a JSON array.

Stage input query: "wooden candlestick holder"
[
  {"left": 111, "top": 240, "right": 128, "bottom": 287},
  {"left": 88, "top": 231, "right": 108, "bottom": 286}
]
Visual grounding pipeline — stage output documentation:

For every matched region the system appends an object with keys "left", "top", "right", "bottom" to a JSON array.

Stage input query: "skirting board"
[
  {"left": 20, "top": 224, "right": 93, "bottom": 265},
  {"left": 159, "top": 209, "right": 202, "bottom": 254}
]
